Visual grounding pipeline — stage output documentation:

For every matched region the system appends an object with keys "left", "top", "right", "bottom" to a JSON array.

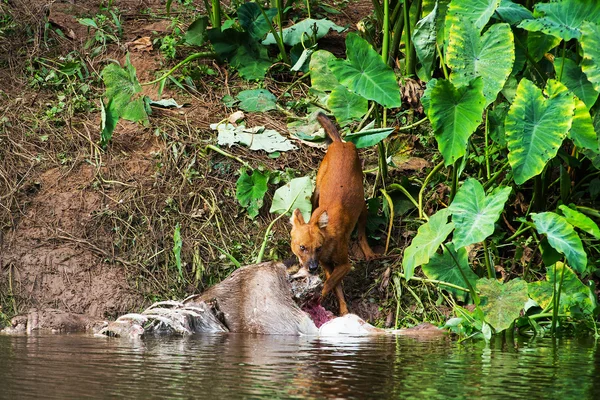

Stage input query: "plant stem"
[
  {"left": 418, "top": 160, "right": 444, "bottom": 220},
  {"left": 449, "top": 161, "right": 459, "bottom": 203},
  {"left": 380, "top": 189, "right": 394, "bottom": 254},
  {"left": 551, "top": 261, "right": 567, "bottom": 335},
  {"left": 484, "top": 109, "right": 491, "bottom": 180},
  {"left": 483, "top": 161, "right": 511, "bottom": 190},
  {"left": 142, "top": 52, "right": 216, "bottom": 86},
  {"left": 482, "top": 240, "right": 494, "bottom": 279},
  {"left": 258, "top": 2, "right": 290, "bottom": 65},
  {"left": 398, "top": 116, "right": 428, "bottom": 131},
  {"left": 442, "top": 243, "right": 479, "bottom": 303},
  {"left": 211, "top": 0, "right": 222, "bottom": 31},
  {"left": 382, "top": 0, "right": 390, "bottom": 64},
  {"left": 436, "top": 42, "right": 449, "bottom": 80},
  {"left": 256, "top": 191, "right": 301, "bottom": 263},
  {"left": 388, "top": 183, "right": 419, "bottom": 209},
  {"left": 396, "top": 272, "right": 470, "bottom": 292},
  {"left": 205, "top": 144, "right": 251, "bottom": 169}
]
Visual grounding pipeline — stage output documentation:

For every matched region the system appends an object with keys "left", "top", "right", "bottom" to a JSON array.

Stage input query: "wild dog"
[{"left": 290, "top": 113, "right": 375, "bottom": 315}]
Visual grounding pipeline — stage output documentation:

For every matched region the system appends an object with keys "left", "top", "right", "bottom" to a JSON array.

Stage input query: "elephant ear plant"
[{"left": 393, "top": 0, "right": 600, "bottom": 339}]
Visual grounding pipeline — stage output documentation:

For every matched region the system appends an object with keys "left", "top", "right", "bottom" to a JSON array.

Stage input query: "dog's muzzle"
[{"left": 307, "top": 259, "right": 319, "bottom": 274}]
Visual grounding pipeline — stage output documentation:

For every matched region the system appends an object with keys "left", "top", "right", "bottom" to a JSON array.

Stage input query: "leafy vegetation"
[{"left": 2, "top": 0, "right": 600, "bottom": 340}]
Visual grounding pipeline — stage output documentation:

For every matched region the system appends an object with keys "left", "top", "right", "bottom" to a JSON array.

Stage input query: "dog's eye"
[
  {"left": 299, "top": 245, "right": 306, "bottom": 251},
  {"left": 316, "top": 246, "right": 322, "bottom": 252}
]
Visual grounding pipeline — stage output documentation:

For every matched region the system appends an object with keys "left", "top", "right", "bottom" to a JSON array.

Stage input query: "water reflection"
[{"left": 0, "top": 333, "right": 598, "bottom": 399}]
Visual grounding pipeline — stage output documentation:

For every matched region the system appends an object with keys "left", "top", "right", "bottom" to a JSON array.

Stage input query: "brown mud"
[{"left": 0, "top": 0, "right": 436, "bottom": 331}]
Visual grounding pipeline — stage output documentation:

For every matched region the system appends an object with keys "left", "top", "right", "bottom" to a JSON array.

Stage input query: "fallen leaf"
[
  {"left": 228, "top": 111, "right": 245, "bottom": 125},
  {"left": 125, "top": 37, "right": 153, "bottom": 52},
  {"left": 211, "top": 123, "right": 297, "bottom": 153}
]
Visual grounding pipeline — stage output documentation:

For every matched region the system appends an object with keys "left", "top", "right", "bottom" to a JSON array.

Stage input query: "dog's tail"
[{"left": 316, "top": 113, "right": 342, "bottom": 143}]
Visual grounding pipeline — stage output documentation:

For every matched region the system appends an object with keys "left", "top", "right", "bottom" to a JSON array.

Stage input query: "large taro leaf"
[
  {"left": 309, "top": 50, "right": 339, "bottom": 92},
  {"left": 477, "top": 278, "right": 528, "bottom": 332},
  {"left": 518, "top": 0, "right": 600, "bottom": 41},
  {"left": 423, "top": 78, "right": 486, "bottom": 166},
  {"left": 445, "top": 0, "right": 501, "bottom": 39},
  {"left": 505, "top": 79, "right": 575, "bottom": 184},
  {"left": 555, "top": 57, "right": 599, "bottom": 110},
  {"left": 422, "top": 243, "right": 478, "bottom": 301},
  {"left": 101, "top": 54, "right": 142, "bottom": 112},
  {"left": 528, "top": 262, "right": 597, "bottom": 316},
  {"left": 263, "top": 18, "right": 345, "bottom": 47},
  {"left": 558, "top": 205, "right": 600, "bottom": 239},
  {"left": 569, "top": 97, "right": 599, "bottom": 154},
  {"left": 344, "top": 127, "right": 395, "bottom": 149},
  {"left": 580, "top": 21, "right": 600, "bottom": 95},
  {"left": 494, "top": 0, "right": 533, "bottom": 25},
  {"left": 402, "top": 208, "right": 454, "bottom": 280},
  {"left": 236, "top": 89, "right": 277, "bottom": 112},
  {"left": 527, "top": 31, "right": 561, "bottom": 62},
  {"left": 238, "top": 3, "right": 277, "bottom": 41},
  {"left": 532, "top": 212, "right": 587, "bottom": 273},
  {"left": 412, "top": 1, "right": 439, "bottom": 82},
  {"left": 269, "top": 176, "right": 313, "bottom": 222},
  {"left": 448, "top": 178, "right": 512, "bottom": 248},
  {"left": 327, "top": 85, "right": 368, "bottom": 126},
  {"left": 185, "top": 16, "right": 209, "bottom": 46},
  {"left": 329, "top": 33, "right": 401, "bottom": 109},
  {"left": 446, "top": 20, "right": 514, "bottom": 106},
  {"left": 236, "top": 168, "right": 269, "bottom": 219}
]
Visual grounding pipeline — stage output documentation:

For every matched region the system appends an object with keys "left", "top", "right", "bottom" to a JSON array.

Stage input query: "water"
[{"left": 0, "top": 333, "right": 598, "bottom": 399}]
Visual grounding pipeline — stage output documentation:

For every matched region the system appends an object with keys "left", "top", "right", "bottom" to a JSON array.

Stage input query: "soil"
[{"left": 0, "top": 0, "right": 431, "bottom": 330}]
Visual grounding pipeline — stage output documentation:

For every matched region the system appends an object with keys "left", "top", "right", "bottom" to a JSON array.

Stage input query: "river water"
[{"left": 0, "top": 333, "right": 598, "bottom": 399}]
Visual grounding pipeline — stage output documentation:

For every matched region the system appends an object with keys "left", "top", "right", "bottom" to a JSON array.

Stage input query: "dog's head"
[{"left": 289, "top": 208, "right": 328, "bottom": 274}]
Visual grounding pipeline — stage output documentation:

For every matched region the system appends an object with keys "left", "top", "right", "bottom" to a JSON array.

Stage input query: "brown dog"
[{"left": 290, "top": 113, "right": 375, "bottom": 315}]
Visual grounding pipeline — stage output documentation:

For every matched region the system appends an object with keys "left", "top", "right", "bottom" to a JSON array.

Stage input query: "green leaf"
[
  {"left": 327, "top": 85, "right": 368, "bottom": 126},
  {"left": 532, "top": 212, "right": 587, "bottom": 273},
  {"left": 526, "top": 31, "right": 561, "bottom": 62},
  {"left": 424, "top": 78, "right": 486, "bottom": 166},
  {"left": 236, "top": 89, "right": 277, "bottom": 112},
  {"left": 185, "top": 16, "right": 209, "bottom": 46},
  {"left": 78, "top": 18, "right": 98, "bottom": 29},
  {"left": 412, "top": 1, "right": 439, "bottom": 82},
  {"left": 101, "top": 54, "right": 142, "bottom": 112},
  {"left": 445, "top": 0, "right": 501, "bottom": 36},
  {"left": 569, "top": 97, "right": 599, "bottom": 153},
  {"left": 329, "top": 33, "right": 401, "bottom": 109},
  {"left": 518, "top": 0, "right": 600, "bottom": 41},
  {"left": 449, "top": 179, "right": 512, "bottom": 248},
  {"left": 263, "top": 18, "right": 345, "bottom": 46},
  {"left": 580, "top": 21, "right": 600, "bottom": 95},
  {"left": 488, "top": 102, "right": 509, "bottom": 147},
  {"left": 172, "top": 223, "right": 182, "bottom": 278},
  {"left": 309, "top": 50, "right": 339, "bottom": 92},
  {"left": 269, "top": 176, "right": 313, "bottom": 222},
  {"left": 494, "top": 0, "right": 533, "bottom": 25},
  {"left": 120, "top": 97, "right": 148, "bottom": 123},
  {"left": 477, "top": 278, "right": 528, "bottom": 332},
  {"left": 555, "top": 57, "right": 599, "bottom": 110},
  {"left": 528, "top": 262, "right": 597, "bottom": 316},
  {"left": 238, "top": 3, "right": 277, "bottom": 41},
  {"left": 422, "top": 243, "right": 478, "bottom": 301},
  {"left": 506, "top": 79, "right": 575, "bottom": 184},
  {"left": 402, "top": 208, "right": 455, "bottom": 280},
  {"left": 447, "top": 20, "right": 514, "bottom": 106},
  {"left": 344, "top": 127, "right": 395, "bottom": 149},
  {"left": 236, "top": 169, "right": 269, "bottom": 219},
  {"left": 100, "top": 99, "right": 118, "bottom": 148},
  {"left": 558, "top": 205, "right": 600, "bottom": 239}
]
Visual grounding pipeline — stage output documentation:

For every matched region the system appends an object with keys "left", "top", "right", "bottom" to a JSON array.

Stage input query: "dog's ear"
[
  {"left": 317, "top": 211, "right": 328, "bottom": 229},
  {"left": 290, "top": 208, "right": 305, "bottom": 227}
]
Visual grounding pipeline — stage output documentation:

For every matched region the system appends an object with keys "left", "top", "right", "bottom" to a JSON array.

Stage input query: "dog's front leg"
[{"left": 322, "top": 262, "right": 352, "bottom": 315}]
